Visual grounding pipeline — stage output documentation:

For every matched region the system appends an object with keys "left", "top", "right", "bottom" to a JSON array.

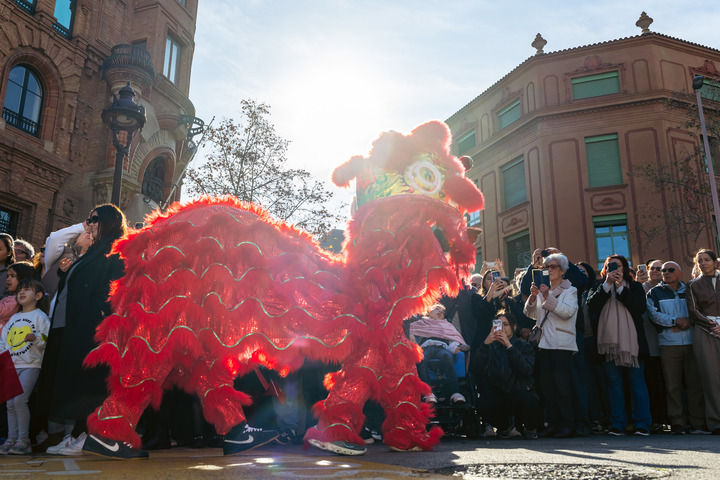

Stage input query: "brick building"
[
  {"left": 0, "top": 0, "right": 201, "bottom": 248},
  {"left": 447, "top": 14, "right": 720, "bottom": 274}
]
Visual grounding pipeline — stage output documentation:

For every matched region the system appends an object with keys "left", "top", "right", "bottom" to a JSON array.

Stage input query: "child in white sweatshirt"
[{"left": 0, "top": 279, "right": 50, "bottom": 455}]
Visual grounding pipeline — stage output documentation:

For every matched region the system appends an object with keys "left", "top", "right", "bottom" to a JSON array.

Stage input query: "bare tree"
[
  {"left": 631, "top": 96, "right": 720, "bottom": 245},
  {"left": 185, "top": 100, "right": 346, "bottom": 237}
]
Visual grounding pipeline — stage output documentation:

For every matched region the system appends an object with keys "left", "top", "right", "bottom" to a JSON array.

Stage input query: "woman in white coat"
[{"left": 524, "top": 253, "right": 578, "bottom": 438}]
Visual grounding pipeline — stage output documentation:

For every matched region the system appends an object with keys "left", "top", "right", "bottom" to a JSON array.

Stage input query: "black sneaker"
[
  {"left": 671, "top": 424, "right": 687, "bottom": 435},
  {"left": 360, "top": 427, "right": 375, "bottom": 445},
  {"left": 223, "top": 423, "right": 279, "bottom": 455},
  {"left": 307, "top": 438, "right": 367, "bottom": 456},
  {"left": 633, "top": 428, "right": 650, "bottom": 437},
  {"left": 83, "top": 434, "right": 149, "bottom": 459}
]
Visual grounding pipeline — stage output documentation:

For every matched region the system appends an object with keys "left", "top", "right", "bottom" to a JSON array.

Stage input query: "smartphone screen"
[
  {"left": 492, "top": 319, "right": 502, "bottom": 332},
  {"left": 608, "top": 262, "right": 618, "bottom": 272},
  {"left": 637, "top": 264, "right": 647, "bottom": 274},
  {"left": 491, "top": 271, "right": 500, "bottom": 282}
]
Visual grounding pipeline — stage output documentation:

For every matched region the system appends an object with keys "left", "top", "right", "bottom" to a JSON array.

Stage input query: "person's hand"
[
  {"left": 636, "top": 268, "right": 649, "bottom": 284},
  {"left": 539, "top": 283, "right": 550, "bottom": 298},
  {"left": 486, "top": 280, "right": 500, "bottom": 298},
  {"left": 675, "top": 317, "right": 690, "bottom": 330},
  {"left": 519, "top": 328, "right": 530, "bottom": 340},
  {"left": 496, "top": 329, "right": 511, "bottom": 348},
  {"left": 484, "top": 330, "right": 497, "bottom": 345},
  {"left": 532, "top": 249, "right": 543, "bottom": 267},
  {"left": 454, "top": 346, "right": 461, "bottom": 354},
  {"left": 529, "top": 283, "right": 539, "bottom": 302},
  {"left": 712, "top": 323, "right": 720, "bottom": 336},
  {"left": 24, "top": 333, "right": 36, "bottom": 342},
  {"left": 58, "top": 257, "right": 73, "bottom": 272}
]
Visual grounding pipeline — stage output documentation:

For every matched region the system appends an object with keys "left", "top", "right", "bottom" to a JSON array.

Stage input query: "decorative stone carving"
[
  {"left": 501, "top": 209, "right": 529, "bottom": 233},
  {"left": 532, "top": 33, "right": 547, "bottom": 55},
  {"left": 635, "top": 12, "right": 653, "bottom": 34},
  {"left": 591, "top": 192, "right": 626, "bottom": 211},
  {"left": 62, "top": 198, "right": 74, "bottom": 217}
]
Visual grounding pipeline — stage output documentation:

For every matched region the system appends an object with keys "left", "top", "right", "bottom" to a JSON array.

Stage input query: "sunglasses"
[
  {"left": 86, "top": 215, "right": 99, "bottom": 224},
  {"left": 661, "top": 268, "right": 676, "bottom": 273},
  {"left": 40, "top": 247, "right": 45, "bottom": 253},
  {"left": 649, "top": 266, "right": 662, "bottom": 271}
]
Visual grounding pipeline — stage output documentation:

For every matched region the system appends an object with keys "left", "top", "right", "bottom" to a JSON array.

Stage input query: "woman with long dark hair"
[
  {"left": 0, "top": 233, "right": 15, "bottom": 299},
  {"left": 686, "top": 249, "right": 720, "bottom": 434},
  {"left": 40, "top": 204, "right": 127, "bottom": 455},
  {"left": 587, "top": 254, "right": 651, "bottom": 436}
]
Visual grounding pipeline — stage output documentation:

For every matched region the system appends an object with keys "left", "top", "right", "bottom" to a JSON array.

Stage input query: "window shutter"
[{"left": 586, "top": 134, "right": 622, "bottom": 188}]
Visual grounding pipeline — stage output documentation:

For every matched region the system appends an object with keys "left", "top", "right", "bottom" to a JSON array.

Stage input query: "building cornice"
[{"left": 448, "top": 32, "right": 720, "bottom": 122}]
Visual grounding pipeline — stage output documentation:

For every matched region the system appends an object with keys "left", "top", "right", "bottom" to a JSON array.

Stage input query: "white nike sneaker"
[
  {"left": 57, "top": 432, "right": 87, "bottom": 456},
  {"left": 46, "top": 434, "right": 74, "bottom": 455}
]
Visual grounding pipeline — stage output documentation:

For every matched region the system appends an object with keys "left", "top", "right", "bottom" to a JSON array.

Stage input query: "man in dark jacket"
[{"left": 472, "top": 309, "right": 542, "bottom": 439}]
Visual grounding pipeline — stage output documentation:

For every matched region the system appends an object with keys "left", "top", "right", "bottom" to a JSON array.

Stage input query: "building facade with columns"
[
  {"left": 447, "top": 14, "right": 720, "bottom": 274},
  {"left": 0, "top": 0, "right": 201, "bottom": 247}
]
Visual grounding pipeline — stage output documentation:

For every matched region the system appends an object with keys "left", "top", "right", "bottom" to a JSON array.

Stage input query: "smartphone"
[
  {"left": 608, "top": 262, "right": 618, "bottom": 272},
  {"left": 637, "top": 264, "right": 647, "bottom": 274},
  {"left": 491, "top": 271, "right": 501, "bottom": 283},
  {"left": 540, "top": 249, "right": 550, "bottom": 258},
  {"left": 492, "top": 318, "right": 502, "bottom": 332},
  {"left": 532, "top": 269, "right": 550, "bottom": 287}
]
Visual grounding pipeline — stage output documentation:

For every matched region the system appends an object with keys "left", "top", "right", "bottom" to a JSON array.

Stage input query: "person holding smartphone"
[
  {"left": 523, "top": 253, "right": 578, "bottom": 438},
  {"left": 587, "top": 255, "right": 651, "bottom": 437}
]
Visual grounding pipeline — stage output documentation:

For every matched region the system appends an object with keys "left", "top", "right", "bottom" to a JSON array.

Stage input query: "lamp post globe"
[{"left": 102, "top": 82, "right": 146, "bottom": 206}]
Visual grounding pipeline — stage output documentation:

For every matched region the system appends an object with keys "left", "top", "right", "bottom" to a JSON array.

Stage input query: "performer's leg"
[
  {"left": 303, "top": 364, "right": 374, "bottom": 453},
  {"left": 377, "top": 340, "right": 443, "bottom": 451}
]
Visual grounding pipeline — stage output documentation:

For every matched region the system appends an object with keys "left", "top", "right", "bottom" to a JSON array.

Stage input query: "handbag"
[
  {"left": 0, "top": 350, "right": 23, "bottom": 403},
  {"left": 528, "top": 310, "right": 550, "bottom": 347}
]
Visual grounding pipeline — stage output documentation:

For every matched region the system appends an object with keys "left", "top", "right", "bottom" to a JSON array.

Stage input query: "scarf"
[
  {"left": 597, "top": 282, "right": 638, "bottom": 367},
  {"left": 409, "top": 316, "right": 468, "bottom": 349}
]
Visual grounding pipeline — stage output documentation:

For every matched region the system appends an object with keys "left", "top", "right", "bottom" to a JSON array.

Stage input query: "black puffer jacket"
[{"left": 473, "top": 336, "right": 535, "bottom": 393}]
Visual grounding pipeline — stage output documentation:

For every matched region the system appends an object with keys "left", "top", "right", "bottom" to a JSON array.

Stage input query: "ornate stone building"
[
  {"left": 447, "top": 13, "right": 720, "bottom": 273},
  {"left": 0, "top": 0, "right": 201, "bottom": 247}
]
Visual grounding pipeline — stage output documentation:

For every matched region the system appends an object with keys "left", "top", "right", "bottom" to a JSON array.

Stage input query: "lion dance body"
[{"left": 84, "top": 120, "right": 484, "bottom": 453}]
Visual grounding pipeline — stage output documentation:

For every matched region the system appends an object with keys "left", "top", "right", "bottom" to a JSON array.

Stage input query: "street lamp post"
[
  {"left": 692, "top": 75, "right": 720, "bottom": 249},
  {"left": 102, "top": 82, "right": 146, "bottom": 206}
]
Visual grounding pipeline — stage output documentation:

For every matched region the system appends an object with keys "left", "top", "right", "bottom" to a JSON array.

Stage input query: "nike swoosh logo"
[
  {"left": 90, "top": 435, "right": 120, "bottom": 452},
  {"left": 225, "top": 434, "right": 254, "bottom": 445}
]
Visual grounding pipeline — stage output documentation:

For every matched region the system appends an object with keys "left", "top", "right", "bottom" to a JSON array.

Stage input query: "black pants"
[
  {"left": 537, "top": 349, "right": 575, "bottom": 430},
  {"left": 477, "top": 386, "right": 543, "bottom": 431}
]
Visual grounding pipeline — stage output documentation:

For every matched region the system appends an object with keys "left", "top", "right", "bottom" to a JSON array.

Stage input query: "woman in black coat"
[
  {"left": 586, "top": 254, "right": 651, "bottom": 436},
  {"left": 40, "top": 204, "right": 126, "bottom": 454}
]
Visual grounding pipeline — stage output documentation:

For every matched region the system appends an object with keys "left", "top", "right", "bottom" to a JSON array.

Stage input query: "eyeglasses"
[
  {"left": 661, "top": 268, "right": 676, "bottom": 273},
  {"left": 545, "top": 264, "right": 560, "bottom": 270},
  {"left": 86, "top": 215, "right": 99, "bottom": 224},
  {"left": 649, "top": 267, "right": 662, "bottom": 271}
]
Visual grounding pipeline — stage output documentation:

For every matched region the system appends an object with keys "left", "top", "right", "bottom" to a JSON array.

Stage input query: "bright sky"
[{"left": 188, "top": 1, "right": 720, "bottom": 219}]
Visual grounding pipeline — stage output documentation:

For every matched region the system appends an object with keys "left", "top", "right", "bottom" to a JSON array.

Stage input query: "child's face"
[
  {"left": 428, "top": 306, "right": 445, "bottom": 320},
  {"left": 16, "top": 287, "right": 41, "bottom": 309},
  {"left": 6, "top": 269, "right": 18, "bottom": 293}
]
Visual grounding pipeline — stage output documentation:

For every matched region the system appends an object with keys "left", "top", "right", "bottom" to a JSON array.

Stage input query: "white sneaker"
[
  {"left": 450, "top": 392, "right": 466, "bottom": 404},
  {"left": 57, "top": 432, "right": 87, "bottom": 456},
  {"left": 423, "top": 393, "right": 438, "bottom": 403},
  {"left": 46, "top": 434, "right": 74, "bottom": 455}
]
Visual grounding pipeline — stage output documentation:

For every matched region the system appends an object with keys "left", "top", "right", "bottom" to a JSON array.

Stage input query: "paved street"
[{"left": 0, "top": 435, "right": 717, "bottom": 479}]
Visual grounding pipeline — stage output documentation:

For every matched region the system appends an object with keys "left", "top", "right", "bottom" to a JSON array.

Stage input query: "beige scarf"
[{"left": 597, "top": 283, "right": 639, "bottom": 367}]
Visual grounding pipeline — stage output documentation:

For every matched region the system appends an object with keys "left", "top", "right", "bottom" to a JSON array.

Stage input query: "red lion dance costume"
[{"left": 83, "top": 120, "right": 484, "bottom": 457}]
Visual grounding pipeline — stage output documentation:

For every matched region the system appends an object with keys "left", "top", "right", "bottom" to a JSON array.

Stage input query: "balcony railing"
[
  {"left": 52, "top": 22, "right": 71, "bottom": 39},
  {"left": 14, "top": 0, "right": 35, "bottom": 14},
  {"left": 101, "top": 44, "right": 156, "bottom": 80},
  {"left": 3, "top": 107, "right": 39, "bottom": 137}
]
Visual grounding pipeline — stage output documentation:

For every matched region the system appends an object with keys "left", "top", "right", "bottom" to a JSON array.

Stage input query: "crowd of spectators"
[{"left": 1, "top": 206, "right": 719, "bottom": 457}]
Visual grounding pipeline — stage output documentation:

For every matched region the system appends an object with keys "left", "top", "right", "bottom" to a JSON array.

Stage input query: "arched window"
[
  {"left": 3, "top": 65, "right": 43, "bottom": 136},
  {"left": 142, "top": 157, "right": 166, "bottom": 204}
]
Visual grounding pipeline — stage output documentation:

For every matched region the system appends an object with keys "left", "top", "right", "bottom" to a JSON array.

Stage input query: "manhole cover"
[{"left": 435, "top": 463, "right": 671, "bottom": 480}]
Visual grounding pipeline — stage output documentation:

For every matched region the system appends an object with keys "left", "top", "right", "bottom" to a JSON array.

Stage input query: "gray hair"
[
  {"left": 544, "top": 253, "right": 569, "bottom": 273},
  {"left": 14, "top": 239, "right": 35, "bottom": 258}
]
